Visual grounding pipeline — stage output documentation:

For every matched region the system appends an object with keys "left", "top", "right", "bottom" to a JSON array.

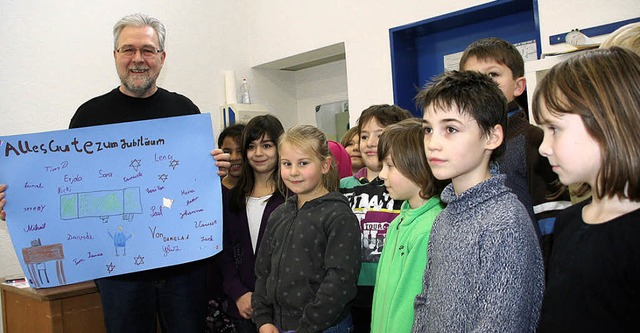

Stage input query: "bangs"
[
  {"left": 532, "top": 63, "right": 580, "bottom": 124},
  {"left": 426, "top": 98, "right": 468, "bottom": 117}
]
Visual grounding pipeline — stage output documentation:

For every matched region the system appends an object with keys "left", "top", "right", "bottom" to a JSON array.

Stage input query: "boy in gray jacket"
[{"left": 412, "top": 70, "right": 544, "bottom": 332}]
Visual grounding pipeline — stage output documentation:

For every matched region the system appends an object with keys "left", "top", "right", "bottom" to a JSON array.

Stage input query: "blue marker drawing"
[{"left": 108, "top": 225, "right": 133, "bottom": 256}]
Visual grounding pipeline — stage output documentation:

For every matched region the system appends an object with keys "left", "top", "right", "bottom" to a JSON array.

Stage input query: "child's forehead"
[
  {"left": 535, "top": 90, "right": 572, "bottom": 124},
  {"left": 537, "top": 102, "right": 566, "bottom": 123},
  {"left": 424, "top": 102, "right": 462, "bottom": 116},
  {"left": 252, "top": 133, "right": 272, "bottom": 143},
  {"left": 462, "top": 55, "right": 510, "bottom": 71},
  {"left": 280, "top": 142, "right": 312, "bottom": 158},
  {"left": 361, "top": 117, "right": 384, "bottom": 130},
  {"left": 423, "top": 103, "right": 475, "bottom": 122},
  {"left": 221, "top": 136, "right": 240, "bottom": 146}
]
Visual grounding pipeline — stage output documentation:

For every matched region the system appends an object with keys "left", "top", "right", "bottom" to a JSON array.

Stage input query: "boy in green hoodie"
[{"left": 370, "top": 118, "right": 445, "bottom": 333}]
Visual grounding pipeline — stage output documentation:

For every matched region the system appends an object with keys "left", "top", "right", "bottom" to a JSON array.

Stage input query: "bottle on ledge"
[{"left": 240, "top": 78, "right": 251, "bottom": 104}]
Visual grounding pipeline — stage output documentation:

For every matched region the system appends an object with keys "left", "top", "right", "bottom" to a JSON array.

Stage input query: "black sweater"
[{"left": 70, "top": 87, "right": 200, "bottom": 129}]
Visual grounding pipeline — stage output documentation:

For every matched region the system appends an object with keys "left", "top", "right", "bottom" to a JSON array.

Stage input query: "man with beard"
[
  {"left": 69, "top": 13, "right": 198, "bottom": 127},
  {"left": 68, "top": 13, "right": 227, "bottom": 333}
]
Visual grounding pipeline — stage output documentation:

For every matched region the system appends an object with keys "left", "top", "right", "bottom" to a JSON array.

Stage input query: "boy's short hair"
[
  {"left": 459, "top": 37, "right": 524, "bottom": 78},
  {"left": 378, "top": 118, "right": 446, "bottom": 199},
  {"left": 357, "top": 104, "right": 413, "bottom": 135},
  {"left": 415, "top": 70, "right": 507, "bottom": 160}
]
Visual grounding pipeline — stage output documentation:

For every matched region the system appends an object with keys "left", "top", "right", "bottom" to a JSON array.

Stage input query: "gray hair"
[{"left": 113, "top": 13, "right": 166, "bottom": 51}]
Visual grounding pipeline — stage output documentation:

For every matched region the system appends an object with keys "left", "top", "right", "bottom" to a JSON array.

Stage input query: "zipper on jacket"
[
  {"left": 274, "top": 202, "right": 299, "bottom": 329},
  {"left": 375, "top": 216, "right": 403, "bottom": 332}
]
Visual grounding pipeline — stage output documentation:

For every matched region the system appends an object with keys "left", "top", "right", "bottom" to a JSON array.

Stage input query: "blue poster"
[{"left": 0, "top": 114, "right": 222, "bottom": 288}]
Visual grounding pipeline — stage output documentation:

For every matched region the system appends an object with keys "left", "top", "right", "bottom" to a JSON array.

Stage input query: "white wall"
[
  {"left": 0, "top": 2, "right": 251, "bottom": 331},
  {"left": 249, "top": 0, "right": 495, "bottom": 125},
  {"left": 0, "top": 1, "right": 253, "bottom": 136}
]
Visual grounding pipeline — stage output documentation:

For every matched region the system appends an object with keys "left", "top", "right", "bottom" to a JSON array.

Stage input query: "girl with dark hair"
[{"left": 217, "top": 115, "right": 285, "bottom": 333}]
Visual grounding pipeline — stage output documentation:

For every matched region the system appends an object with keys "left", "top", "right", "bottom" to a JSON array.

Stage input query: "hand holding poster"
[{"left": 0, "top": 114, "right": 222, "bottom": 288}]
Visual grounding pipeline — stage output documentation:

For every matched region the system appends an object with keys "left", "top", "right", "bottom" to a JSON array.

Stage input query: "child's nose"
[
  {"left": 426, "top": 134, "right": 440, "bottom": 151},
  {"left": 367, "top": 137, "right": 378, "bottom": 147},
  {"left": 538, "top": 135, "right": 552, "bottom": 157}
]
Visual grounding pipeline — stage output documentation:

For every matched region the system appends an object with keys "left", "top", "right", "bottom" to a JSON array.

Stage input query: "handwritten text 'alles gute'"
[{"left": 4, "top": 136, "right": 166, "bottom": 157}]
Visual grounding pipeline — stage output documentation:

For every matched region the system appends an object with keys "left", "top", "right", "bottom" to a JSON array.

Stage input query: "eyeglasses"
[{"left": 116, "top": 46, "right": 163, "bottom": 58}]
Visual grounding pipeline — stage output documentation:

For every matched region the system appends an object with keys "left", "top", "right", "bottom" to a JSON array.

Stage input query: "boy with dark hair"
[
  {"left": 339, "top": 104, "right": 412, "bottom": 333},
  {"left": 412, "top": 70, "right": 544, "bottom": 332},
  {"left": 460, "top": 37, "right": 570, "bottom": 247}
]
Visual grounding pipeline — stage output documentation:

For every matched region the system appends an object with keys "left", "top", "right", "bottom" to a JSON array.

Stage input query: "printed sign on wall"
[{"left": 0, "top": 114, "right": 222, "bottom": 288}]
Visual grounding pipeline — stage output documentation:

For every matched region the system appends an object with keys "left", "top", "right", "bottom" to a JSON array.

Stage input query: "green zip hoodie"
[{"left": 371, "top": 197, "right": 443, "bottom": 333}]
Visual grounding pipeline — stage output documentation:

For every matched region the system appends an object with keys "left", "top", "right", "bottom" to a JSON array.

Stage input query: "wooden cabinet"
[{"left": 1, "top": 281, "right": 106, "bottom": 333}]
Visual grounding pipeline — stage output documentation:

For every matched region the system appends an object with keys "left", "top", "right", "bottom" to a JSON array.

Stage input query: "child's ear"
[
  {"left": 513, "top": 76, "right": 526, "bottom": 98},
  {"left": 485, "top": 124, "right": 504, "bottom": 150},
  {"left": 322, "top": 156, "right": 333, "bottom": 174}
]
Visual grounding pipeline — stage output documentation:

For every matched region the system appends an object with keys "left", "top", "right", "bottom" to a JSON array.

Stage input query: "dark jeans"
[
  {"left": 95, "top": 262, "right": 207, "bottom": 333},
  {"left": 322, "top": 314, "right": 353, "bottom": 333}
]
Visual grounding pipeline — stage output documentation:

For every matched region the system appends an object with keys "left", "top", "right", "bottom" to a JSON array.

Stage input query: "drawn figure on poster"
[{"left": 109, "top": 225, "right": 133, "bottom": 256}]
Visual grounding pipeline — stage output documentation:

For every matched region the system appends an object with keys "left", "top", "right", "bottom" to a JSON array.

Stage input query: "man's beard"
[
  {"left": 121, "top": 75, "right": 155, "bottom": 96},
  {"left": 119, "top": 67, "right": 158, "bottom": 97}
]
